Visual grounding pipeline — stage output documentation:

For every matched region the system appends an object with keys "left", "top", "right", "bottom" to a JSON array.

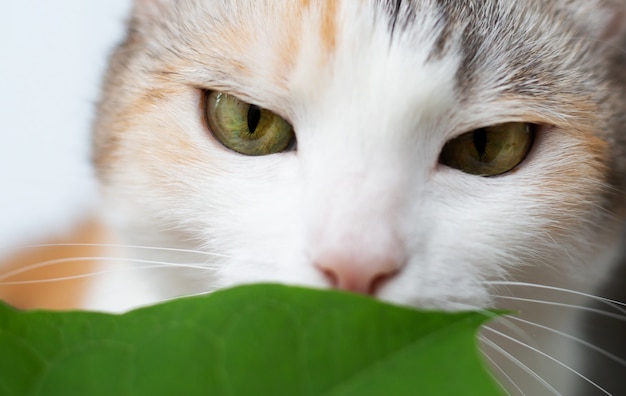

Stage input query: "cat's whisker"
[
  {"left": 157, "top": 290, "right": 213, "bottom": 304},
  {"left": 480, "top": 334, "right": 561, "bottom": 396},
  {"left": 448, "top": 299, "right": 558, "bottom": 394},
  {"left": 483, "top": 326, "right": 612, "bottom": 395},
  {"left": 481, "top": 348, "right": 523, "bottom": 396},
  {"left": 0, "top": 265, "right": 174, "bottom": 285},
  {"left": 447, "top": 301, "right": 536, "bottom": 348},
  {"left": 505, "top": 315, "right": 626, "bottom": 367},
  {"left": 541, "top": 232, "right": 577, "bottom": 266},
  {"left": 0, "top": 242, "right": 229, "bottom": 259},
  {"left": 493, "top": 295, "right": 626, "bottom": 321},
  {"left": 486, "top": 280, "right": 626, "bottom": 312},
  {"left": 0, "top": 256, "right": 216, "bottom": 282}
]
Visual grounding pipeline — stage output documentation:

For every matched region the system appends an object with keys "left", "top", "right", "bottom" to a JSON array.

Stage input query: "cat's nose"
[{"left": 315, "top": 256, "right": 400, "bottom": 295}]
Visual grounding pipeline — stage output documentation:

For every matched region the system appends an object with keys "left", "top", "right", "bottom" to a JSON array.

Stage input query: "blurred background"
[
  {"left": 0, "top": 1, "right": 132, "bottom": 307},
  {"left": 0, "top": 1, "right": 130, "bottom": 249}
]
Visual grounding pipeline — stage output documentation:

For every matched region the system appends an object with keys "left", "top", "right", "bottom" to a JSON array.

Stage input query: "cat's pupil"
[
  {"left": 473, "top": 129, "right": 488, "bottom": 159},
  {"left": 247, "top": 105, "right": 261, "bottom": 134}
]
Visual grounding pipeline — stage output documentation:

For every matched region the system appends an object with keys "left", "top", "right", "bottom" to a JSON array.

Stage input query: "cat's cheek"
[
  {"left": 433, "top": 123, "right": 614, "bottom": 284},
  {"left": 378, "top": 275, "right": 493, "bottom": 311},
  {"left": 524, "top": 127, "right": 609, "bottom": 233}
]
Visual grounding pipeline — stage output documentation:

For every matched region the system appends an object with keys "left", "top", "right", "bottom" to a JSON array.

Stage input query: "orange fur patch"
[
  {"left": 275, "top": 5, "right": 306, "bottom": 85},
  {"left": 0, "top": 219, "right": 109, "bottom": 310},
  {"left": 319, "top": 0, "right": 339, "bottom": 57},
  {"left": 274, "top": 0, "right": 340, "bottom": 86}
]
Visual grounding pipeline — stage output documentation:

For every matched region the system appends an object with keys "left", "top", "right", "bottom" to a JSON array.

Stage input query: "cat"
[{"left": 3, "top": 0, "right": 626, "bottom": 395}]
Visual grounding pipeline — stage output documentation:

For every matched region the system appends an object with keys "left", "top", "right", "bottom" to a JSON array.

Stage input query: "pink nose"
[{"left": 315, "top": 256, "right": 400, "bottom": 295}]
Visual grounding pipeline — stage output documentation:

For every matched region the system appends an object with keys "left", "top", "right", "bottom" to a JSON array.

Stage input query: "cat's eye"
[
  {"left": 438, "top": 123, "right": 536, "bottom": 176},
  {"left": 204, "top": 91, "right": 295, "bottom": 156}
]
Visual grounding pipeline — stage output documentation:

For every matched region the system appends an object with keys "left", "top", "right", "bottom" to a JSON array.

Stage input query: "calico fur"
[{"left": 90, "top": 0, "right": 626, "bottom": 394}]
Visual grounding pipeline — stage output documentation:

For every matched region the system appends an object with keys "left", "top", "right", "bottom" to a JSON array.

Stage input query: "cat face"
[{"left": 94, "top": 0, "right": 626, "bottom": 309}]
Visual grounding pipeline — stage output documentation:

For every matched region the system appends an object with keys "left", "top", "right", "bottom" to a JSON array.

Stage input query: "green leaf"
[{"left": 0, "top": 284, "right": 504, "bottom": 396}]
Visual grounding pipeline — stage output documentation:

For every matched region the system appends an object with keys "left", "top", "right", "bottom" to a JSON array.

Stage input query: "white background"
[{"left": 0, "top": 1, "right": 131, "bottom": 250}]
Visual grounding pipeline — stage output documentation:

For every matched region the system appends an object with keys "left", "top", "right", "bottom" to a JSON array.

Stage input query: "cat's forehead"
[
  {"left": 143, "top": 0, "right": 600, "bottom": 68},
  {"left": 120, "top": 0, "right": 615, "bottom": 134}
]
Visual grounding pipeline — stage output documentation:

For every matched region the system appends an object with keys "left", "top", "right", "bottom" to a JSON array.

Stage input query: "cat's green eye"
[
  {"left": 204, "top": 91, "right": 295, "bottom": 156},
  {"left": 439, "top": 123, "right": 535, "bottom": 176}
]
